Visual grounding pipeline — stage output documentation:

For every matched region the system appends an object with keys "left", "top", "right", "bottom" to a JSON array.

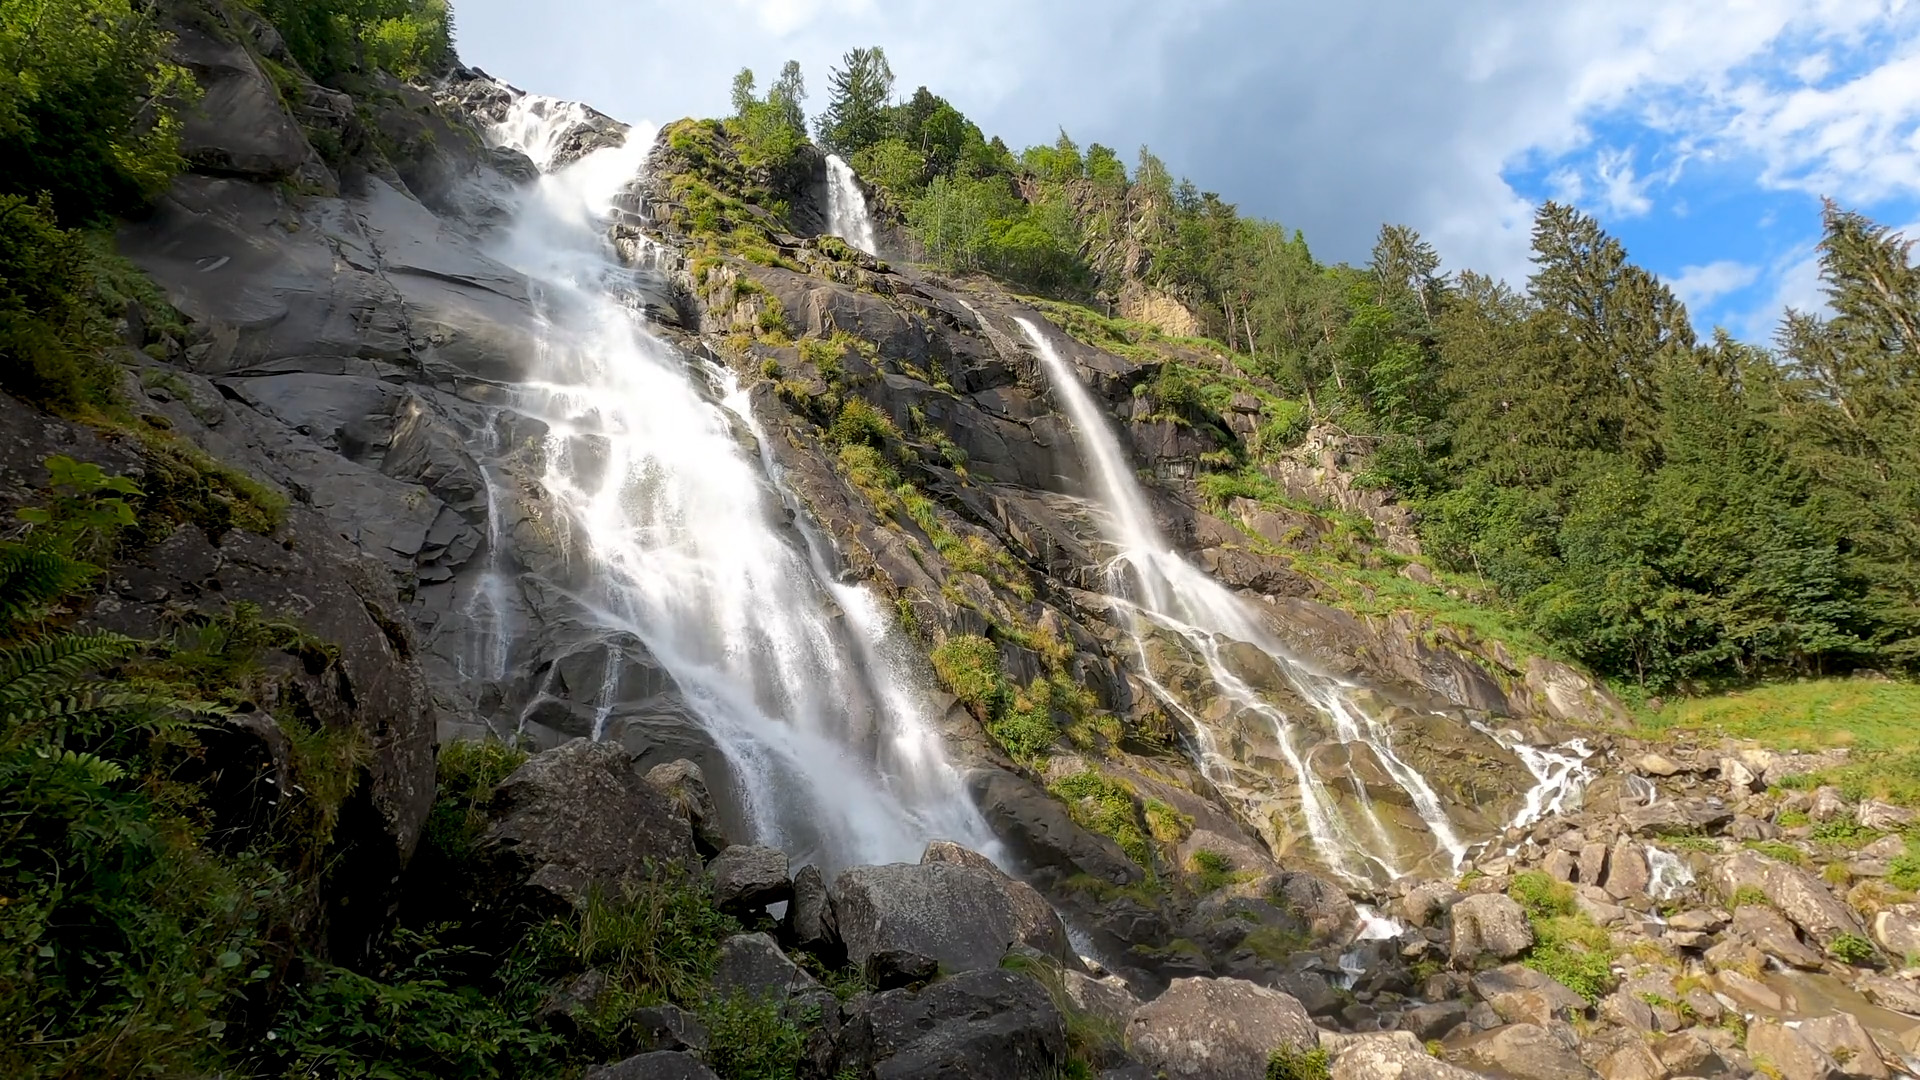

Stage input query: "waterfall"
[
  {"left": 1645, "top": 846, "right": 1695, "bottom": 901},
  {"left": 1470, "top": 722, "right": 1593, "bottom": 828},
  {"left": 824, "top": 154, "right": 879, "bottom": 256},
  {"left": 1015, "top": 317, "right": 1467, "bottom": 885},
  {"left": 480, "top": 96, "right": 992, "bottom": 872}
]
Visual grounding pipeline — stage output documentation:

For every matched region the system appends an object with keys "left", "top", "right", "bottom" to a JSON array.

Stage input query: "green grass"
[
  {"left": 1048, "top": 770, "right": 1153, "bottom": 869},
  {"left": 1640, "top": 679, "right": 1920, "bottom": 806}
]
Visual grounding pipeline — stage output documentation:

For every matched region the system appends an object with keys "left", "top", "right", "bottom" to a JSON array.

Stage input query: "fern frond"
[
  {"left": 3, "top": 690, "right": 159, "bottom": 726},
  {"left": 44, "top": 748, "right": 128, "bottom": 785},
  {"left": 0, "top": 633, "right": 142, "bottom": 702},
  {"left": 0, "top": 543, "right": 95, "bottom": 630}
]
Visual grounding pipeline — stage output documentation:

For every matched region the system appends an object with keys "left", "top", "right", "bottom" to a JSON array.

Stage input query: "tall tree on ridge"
[{"left": 816, "top": 46, "right": 895, "bottom": 156}]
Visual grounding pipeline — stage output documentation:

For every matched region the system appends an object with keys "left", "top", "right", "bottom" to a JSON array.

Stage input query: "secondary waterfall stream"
[
  {"left": 478, "top": 97, "right": 991, "bottom": 872},
  {"left": 1016, "top": 318, "right": 1474, "bottom": 885},
  {"left": 824, "top": 153, "right": 879, "bottom": 256}
]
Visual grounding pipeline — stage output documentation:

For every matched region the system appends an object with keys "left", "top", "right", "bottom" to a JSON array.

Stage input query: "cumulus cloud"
[
  {"left": 451, "top": 0, "right": 1919, "bottom": 294},
  {"left": 1668, "top": 259, "right": 1761, "bottom": 309}
]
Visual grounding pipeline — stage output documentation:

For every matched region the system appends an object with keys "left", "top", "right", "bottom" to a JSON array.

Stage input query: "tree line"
[{"left": 732, "top": 47, "right": 1919, "bottom": 693}]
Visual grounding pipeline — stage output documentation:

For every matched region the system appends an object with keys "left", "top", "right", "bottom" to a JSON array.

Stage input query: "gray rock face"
[
  {"left": 1126, "top": 977, "right": 1316, "bottom": 1080},
  {"left": 164, "top": 4, "right": 316, "bottom": 182},
  {"left": 1449, "top": 894, "right": 1534, "bottom": 965},
  {"left": 1798, "top": 1013, "right": 1888, "bottom": 1080},
  {"left": 708, "top": 845, "right": 792, "bottom": 917},
  {"left": 831, "top": 968, "right": 1067, "bottom": 1080},
  {"left": 831, "top": 860, "right": 1068, "bottom": 986},
  {"left": 713, "top": 932, "right": 820, "bottom": 1003},
  {"left": 1732, "top": 904, "right": 1825, "bottom": 969},
  {"left": 481, "top": 738, "right": 696, "bottom": 906}
]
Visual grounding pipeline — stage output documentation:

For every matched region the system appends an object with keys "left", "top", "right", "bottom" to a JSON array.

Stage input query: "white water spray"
[
  {"left": 1645, "top": 846, "right": 1695, "bottom": 901},
  {"left": 824, "top": 154, "right": 879, "bottom": 256},
  {"left": 481, "top": 96, "right": 991, "bottom": 872},
  {"left": 1472, "top": 722, "right": 1594, "bottom": 828},
  {"left": 1015, "top": 317, "right": 1467, "bottom": 883}
]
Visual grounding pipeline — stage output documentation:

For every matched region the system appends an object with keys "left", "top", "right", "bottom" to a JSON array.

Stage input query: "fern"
[{"left": 0, "top": 543, "right": 94, "bottom": 633}]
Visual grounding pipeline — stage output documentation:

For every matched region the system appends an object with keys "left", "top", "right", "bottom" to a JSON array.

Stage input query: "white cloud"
[
  {"left": 448, "top": 0, "right": 1920, "bottom": 293},
  {"left": 1594, "top": 147, "right": 1654, "bottom": 216},
  {"left": 1668, "top": 259, "right": 1761, "bottom": 310}
]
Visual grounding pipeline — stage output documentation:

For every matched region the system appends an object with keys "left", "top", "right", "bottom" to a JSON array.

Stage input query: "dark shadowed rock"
[
  {"left": 785, "top": 863, "right": 839, "bottom": 957},
  {"left": 709, "top": 844, "right": 792, "bottom": 917},
  {"left": 585, "top": 1051, "right": 718, "bottom": 1080},
  {"left": 629, "top": 1004, "right": 708, "bottom": 1054},
  {"left": 480, "top": 738, "right": 695, "bottom": 907},
  {"left": 831, "top": 968, "right": 1067, "bottom": 1080},
  {"left": 1126, "top": 977, "right": 1316, "bottom": 1080}
]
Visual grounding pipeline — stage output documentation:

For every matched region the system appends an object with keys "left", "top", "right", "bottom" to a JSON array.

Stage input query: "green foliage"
[
  {"left": 930, "top": 633, "right": 1002, "bottom": 714},
  {"left": 1266, "top": 1044, "right": 1332, "bottom": 1080},
  {"left": 1049, "top": 770, "right": 1152, "bottom": 868},
  {"left": 0, "top": 197, "right": 118, "bottom": 410},
  {"left": 1731, "top": 885, "right": 1772, "bottom": 908},
  {"left": 1509, "top": 870, "right": 1574, "bottom": 920},
  {"left": 422, "top": 738, "right": 528, "bottom": 864},
  {"left": 1830, "top": 933, "right": 1876, "bottom": 964},
  {"left": 1509, "top": 871, "right": 1613, "bottom": 1002},
  {"left": 701, "top": 993, "right": 810, "bottom": 1080},
  {"left": 908, "top": 173, "right": 1086, "bottom": 290},
  {"left": 251, "top": 0, "right": 454, "bottom": 82},
  {"left": 1188, "top": 847, "right": 1236, "bottom": 893},
  {"left": 727, "top": 60, "right": 808, "bottom": 172},
  {"left": 1889, "top": 841, "right": 1920, "bottom": 891},
  {"left": 829, "top": 397, "right": 897, "bottom": 448},
  {"left": 0, "top": 0, "right": 193, "bottom": 223},
  {"left": 1745, "top": 840, "right": 1806, "bottom": 865}
]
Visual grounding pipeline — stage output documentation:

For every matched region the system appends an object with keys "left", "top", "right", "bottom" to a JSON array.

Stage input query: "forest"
[{"left": 733, "top": 46, "right": 1920, "bottom": 695}]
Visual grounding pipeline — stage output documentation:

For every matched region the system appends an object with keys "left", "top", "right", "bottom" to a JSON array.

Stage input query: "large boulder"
[
  {"left": 1449, "top": 894, "right": 1534, "bottom": 966},
  {"left": 831, "top": 857, "right": 1068, "bottom": 987},
  {"left": 830, "top": 968, "right": 1067, "bottom": 1080},
  {"left": 785, "top": 863, "right": 840, "bottom": 957},
  {"left": 585, "top": 1051, "right": 718, "bottom": 1080},
  {"left": 1455, "top": 1023, "right": 1593, "bottom": 1080},
  {"left": 1732, "top": 904, "right": 1825, "bottom": 970},
  {"left": 713, "top": 932, "right": 820, "bottom": 1004},
  {"left": 1324, "top": 1031, "right": 1486, "bottom": 1080},
  {"left": 708, "top": 844, "right": 792, "bottom": 917},
  {"left": 646, "top": 759, "right": 728, "bottom": 855},
  {"left": 480, "top": 738, "right": 696, "bottom": 906},
  {"left": 1710, "top": 850, "right": 1867, "bottom": 946},
  {"left": 1798, "top": 1013, "right": 1889, "bottom": 1080},
  {"left": 1125, "top": 977, "right": 1316, "bottom": 1080},
  {"left": 1746, "top": 1020, "right": 1842, "bottom": 1080}
]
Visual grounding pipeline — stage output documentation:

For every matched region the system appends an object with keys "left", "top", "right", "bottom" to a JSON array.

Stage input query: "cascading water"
[
  {"left": 824, "top": 154, "right": 879, "bottom": 256},
  {"left": 1470, "top": 722, "right": 1593, "bottom": 828},
  {"left": 1644, "top": 846, "right": 1695, "bottom": 901},
  {"left": 1015, "top": 317, "right": 1467, "bottom": 884},
  {"left": 480, "top": 96, "right": 992, "bottom": 871}
]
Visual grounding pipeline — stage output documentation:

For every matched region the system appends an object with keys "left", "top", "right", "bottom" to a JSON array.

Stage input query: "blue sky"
[{"left": 454, "top": 0, "right": 1920, "bottom": 348}]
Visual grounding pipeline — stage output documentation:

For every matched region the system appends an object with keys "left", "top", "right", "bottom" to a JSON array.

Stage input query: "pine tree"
[{"left": 815, "top": 46, "right": 895, "bottom": 156}]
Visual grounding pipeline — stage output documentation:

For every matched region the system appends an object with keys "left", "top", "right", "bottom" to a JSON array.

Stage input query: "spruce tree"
[{"left": 815, "top": 46, "right": 895, "bottom": 156}]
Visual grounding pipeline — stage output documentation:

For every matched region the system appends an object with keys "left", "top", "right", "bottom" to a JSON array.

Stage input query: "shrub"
[
  {"left": 1266, "top": 1044, "right": 1331, "bottom": 1080},
  {"left": 1188, "top": 848, "right": 1236, "bottom": 893},
  {"left": 1730, "top": 885, "right": 1772, "bottom": 908},
  {"left": 930, "top": 634, "right": 1002, "bottom": 715},
  {"left": 700, "top": 993, "right": 809, "bottom": 1080},
  {"left": 829, "top": 397, "right": 896, "bottom": 448},
  {"left": 1509, "top": 870, "right": 1575, "bottom": 919},
  {"left": 253, "top": 0, "right": 454, "bottom": 83},
  {"left": 0, "top": 196, "right": 116, "bottom": 410},
  {"left": 1830, "top": 933, "right": 1876, "bottom": 965}
]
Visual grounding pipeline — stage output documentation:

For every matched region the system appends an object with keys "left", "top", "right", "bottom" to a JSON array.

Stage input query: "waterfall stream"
[
  {"left": 477, "top": 97, "right": 991, "bottom": 872},
  {"left": 1015, "top": 318, "right": 1469, "bottom": 885},
  {"left": 824, "top": 153, "right": 879, "bottom": 256}
]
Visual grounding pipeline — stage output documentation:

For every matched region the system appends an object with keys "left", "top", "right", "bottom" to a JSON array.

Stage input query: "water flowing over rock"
[{"left": 824, "top": 153, "right": 879, "bottom": 256}]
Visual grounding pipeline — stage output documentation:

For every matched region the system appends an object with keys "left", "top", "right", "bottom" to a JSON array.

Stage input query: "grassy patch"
[
  {"left": 1049, "top": 770, "right": 1153, "bottom": 869},
  {"left": 1508, "top": 871, "right": 1615, "bottom": 1003}
]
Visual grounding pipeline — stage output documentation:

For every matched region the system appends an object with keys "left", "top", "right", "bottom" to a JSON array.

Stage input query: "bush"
[
  {"left": 0, "top": 196, "right": 115, "bottom": 410},
  {"left": 1829, "top": 933, "right": 1876, "bottom": 965},
  {"left": 1267, "top": 1044, "right": 1331, "bottom": 1080},
  {"left": 829, "top": 397, "right": 895, "bottom": 448},
  {"left": 1509, "top": 870, "right": 1575, "bottom": 919},
  {"left": 252, "top": 0, "right": 455, "bottom": 83},
  {"left": 700, "top": 993, "right": 809, "bottom": 1080}
]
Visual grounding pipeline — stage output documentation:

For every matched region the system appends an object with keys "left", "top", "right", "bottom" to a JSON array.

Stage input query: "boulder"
[
  {"left": 1857, "top": 800, "right": 1915, "bottom": 832},
  {"left": 1797, "top": 1013, "right": 1888, "bottom": 1080},
  {"left": 585, "top": 1051, "right": 719, "bottom": 1080},
  {"left": 1605, "top": 842, "right": 1651, "bottom": 900},
  {"left": 1401, "top": 1000, "right": 1471, "bottom": 1041},
  {"left": 1449, "top": 894, "right": 1534, "bottom": 965},
  {"left": 1857, "top": 974, "right": 1920, "bottom": 1014},
  {"left": 1636, "top": 754, "right": 1682, "bottom": 777},
  {"left": 1622, "top": 799, "right": 1734, "bottom": 838},
  {"left": 1266, "top": 870, "right": 1360, "bottom": 944},
  {"left": 1596, "top": 1041, "right": 1664, "bottom": 1080},
  {"left": 830, "top": 968, "right": 1066, "bottom": 1080},
  {"left": 1746, "top": 1020, "right": 1841, "bottom": 1080},
  {"left": 1810, "top": 787, "right": 1851, "bottom": 823},
  {"left": 1401, "top": 881, "right": 1465, "bottom": 928},
  {"left": 708, "top": 845, "right": 792, "bottom": 917},
  {"left": 713, "top": 932, "right": 820, "bottom": 1003},
  {"left": 1732, "top": 904, "right": 1826, "bottom": 970},
  {"left": 629, "top": 1004, "right": 708, "bottom": 1054},
  {"left": 1063, "top": 970, "right": 1140, "bottom": 1030},
  {"left": 1711, "top": 850, "right": 1867, "bottom": 946},
  {"left": 1654, "top": 1028, "right": 1728, "bottom": 1076},
  {"left": 1470, "top": 965, "right": 1588, "bottom": 1022},
  {"left": 1871, "top": 907, "right": 1920, "bottom": 957},
  {"left": 1714, "top": 970, "right": 1794, "bottom": 1013},
  {"left": 785, "top": 863, "right": 840, "bottom": 956},
  {"left": 645, "top": 760, "right": 728, "bottom": 855},
  {"left": 1456, "top": 1023, "right": 1593, "bottom": 1080},
  {"left": 1323, "top": 1031, "right": 1485, "bottom": 1080},
  {"left": 918, "top": 843, "right": 1069, "bottom": 964},
  {"left": 1125, "top": 977, "right": 1317, "bottom": 1080},
  {"left": 481, "top": 739, "right": 696, "bottom": 907},
  {"left": 832, "top": 861, "right": 1068, "bottom": 987}
]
